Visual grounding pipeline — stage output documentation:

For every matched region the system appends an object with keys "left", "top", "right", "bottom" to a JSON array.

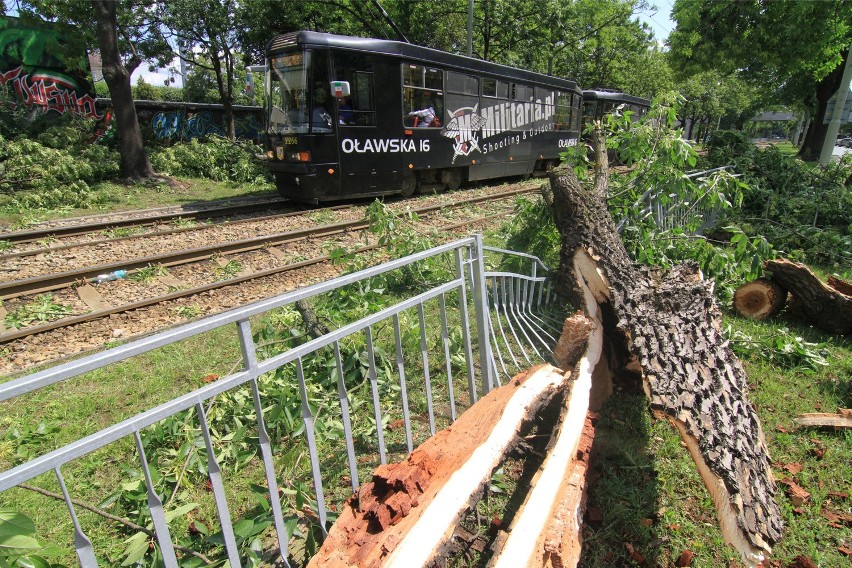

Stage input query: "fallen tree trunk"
[
  {"left": 542, "top": 127, "right": 783, "bottom": 565},
  {"left": 308, "top": 363, "right": 576, "bottom": 567},
  {"left": 763, "top": 259, "right": 852, "bottom": 335}
]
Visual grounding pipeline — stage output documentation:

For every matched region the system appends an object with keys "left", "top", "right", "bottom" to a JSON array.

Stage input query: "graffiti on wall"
[
  {"left": 148, "top": 108, "right": 262, "bottom": 142},
  {"left": 0, "top": 17, "right": 98, "bottom": 117}
]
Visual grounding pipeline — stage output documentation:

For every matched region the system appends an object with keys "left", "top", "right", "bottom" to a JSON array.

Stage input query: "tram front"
[{"left": 264, "top": 38, "right": 341, "bottom": 203}]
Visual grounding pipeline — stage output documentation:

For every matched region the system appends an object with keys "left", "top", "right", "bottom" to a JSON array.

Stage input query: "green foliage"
[
  {"left": 726, "top": 325, "right": 830, "bottom": 373},
  {"left": 0, "top": 509, "right": 68, "bottom": 567},
  {"left": 0, "top": 108, "right": 120, "bottom": 212},
  {"left": 128, "top": 263, "right": 169, "bottom": 283},
  {"left": 328, "top": 200, "right": 450, "bottom": 292},
  {"left": 705, "top": 136, "right": 852, "bottom": 266},
  {"left": 150, "top": 136, "right": 270, "bottom": 183},
  {"left": 3, "top": 294, "right": 73, "bottom": 329},
  {"left": 501, "top": 196, "right": 560, "bottom": 270},
  {"left": 214, "top": 259, "right": 243, "bottom": 280}
]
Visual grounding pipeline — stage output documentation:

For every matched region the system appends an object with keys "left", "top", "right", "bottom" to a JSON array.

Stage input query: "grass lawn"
[
  {"left": 1, "top": 178, "right": 850, "bottom": 566},
  {"left": 0, "top": 177, "right": 276, "bottom": 230}
]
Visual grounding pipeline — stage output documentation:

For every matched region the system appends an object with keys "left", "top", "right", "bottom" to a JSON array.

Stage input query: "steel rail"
[
  {"left": 0, "top": 210, "right": 514, "bottom": 345},
  {"left": 0, "top": 196, "right": 292, "bottom": 244},
  {"left": 0, "top": 187, "right": 532, "bottom": 301},
  {"left": 0, "top": 204, "right": 352, "bottom": 261}
]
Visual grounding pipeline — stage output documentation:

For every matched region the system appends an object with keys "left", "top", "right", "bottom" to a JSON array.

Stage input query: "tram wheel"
[
  {"left": 442, "top": 168, "right": 463, "bottom": 191},
  {"left": 400, "top": 174, "right": 417, "bottom": 197}
]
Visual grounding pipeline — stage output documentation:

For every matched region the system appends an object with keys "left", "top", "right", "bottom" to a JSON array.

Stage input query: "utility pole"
[
  {"left": 467, "top": 0, "right": 474, "bottom": 57},
  {"left": 819, "top": 43, "right": 852, "bottom": 165}
]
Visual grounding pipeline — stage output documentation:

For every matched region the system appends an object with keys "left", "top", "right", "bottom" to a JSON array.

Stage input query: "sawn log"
[{"left": 763, "top": 259, "right": 852, "bottom": 335}]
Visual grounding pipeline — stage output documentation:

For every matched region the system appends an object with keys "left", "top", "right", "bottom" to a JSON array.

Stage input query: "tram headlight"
[{"left": 287, "top": 151, "right": 311, "bottom": 162}]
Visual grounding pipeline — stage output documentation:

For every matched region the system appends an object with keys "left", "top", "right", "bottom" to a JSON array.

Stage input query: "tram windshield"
[{"left": 268, "top": 50, "right": 333, "bottom": 135}]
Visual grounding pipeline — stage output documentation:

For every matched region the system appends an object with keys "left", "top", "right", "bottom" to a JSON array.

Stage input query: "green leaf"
[
  {"left": 164, "top": 502, "right": 198, "bottom": 522},
  {"left": 0, "top": 534, "right": 41, "bottom": 556},
  {"left": 0, "top": 510, "right": 35, "bottom": 537},
  {"left": 14, "top": 555, "right": 52, "bottom": 568}
]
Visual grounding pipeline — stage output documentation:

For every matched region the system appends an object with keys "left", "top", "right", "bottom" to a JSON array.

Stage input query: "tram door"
[
  {"left": 332, "top": 52, "right": 399, "bottom": 196},
  {"left": 305, "top": 50, "right": 341, "bottom": 194}
]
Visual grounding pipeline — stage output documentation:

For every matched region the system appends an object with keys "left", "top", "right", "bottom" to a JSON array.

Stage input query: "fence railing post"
[{"left": 470, "top": 234, "right": 496, "bottom": 395}]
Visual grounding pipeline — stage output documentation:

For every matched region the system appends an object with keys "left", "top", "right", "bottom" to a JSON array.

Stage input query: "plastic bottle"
[{"left": 94, "top": 269, "right": 127, "bottom": 284}]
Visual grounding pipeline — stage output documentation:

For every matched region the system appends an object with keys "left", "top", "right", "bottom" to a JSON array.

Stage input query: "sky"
[
  {"left": 636, "top": 0, "right": 675, "bottom": 45},
  {"left": 131, "top": 1, "right": 678, "bottom": 87}
]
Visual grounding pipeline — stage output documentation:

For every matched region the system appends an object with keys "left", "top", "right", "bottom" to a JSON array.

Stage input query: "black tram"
[
  {"left": 263, "top": 31, "right": 582, "bottom": 203},
  {"left": 581, "top": 90, "right": 651, "bottom": 128}
]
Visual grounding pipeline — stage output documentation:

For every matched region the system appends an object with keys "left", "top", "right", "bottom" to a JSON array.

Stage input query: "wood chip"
[{"left": 76, "top": 284, "right": 111, "bottom": 310}]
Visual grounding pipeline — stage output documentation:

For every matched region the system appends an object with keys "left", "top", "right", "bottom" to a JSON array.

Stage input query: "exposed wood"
[
  {"left": 308, "top": 364, "right": 574, "bottom": 568},
  {"left": 763, "top": 259, "right": 852, "bottom": 335},
  {"left": 542, "top": 126, "right": 782, "bottom": 566},
  {"left": 794, "top": 409, "right": 852, "bottom": 428},
  {"left": 827, "top": 275, "right": 852, "bottom": 297},
  {"left": 732, "top": 278, "right": 786, "bottom": 320},
  {"left": 491, "top": 299, "right": 602, "bottom": 568}
]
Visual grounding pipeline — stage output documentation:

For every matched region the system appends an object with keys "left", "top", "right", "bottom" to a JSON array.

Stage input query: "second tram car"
[
  {"left": 581, "top": 90, "right": 651, "bottom": 128},
  {"left": 263, "top": 31, "right": 582, "bottom": 203}
]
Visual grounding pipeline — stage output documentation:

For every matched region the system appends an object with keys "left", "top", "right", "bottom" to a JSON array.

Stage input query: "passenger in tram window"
[{"left": 408, "top": 91, "right": 440, "bottom": 127}]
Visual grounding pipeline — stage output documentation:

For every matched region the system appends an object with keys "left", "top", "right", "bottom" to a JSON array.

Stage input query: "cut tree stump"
[
  {"left": 732, "top": 278, "right": 786, "bottom": 320},
  {"left": 541, "top": 126, "right": 783, "bottom": 566},
  {"left": 762, "top": 259, "right": 852, "bottom": 335}
]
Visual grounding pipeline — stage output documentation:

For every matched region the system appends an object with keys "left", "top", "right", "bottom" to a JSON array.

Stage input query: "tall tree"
[
  {"left": 18, "top": 0, "right": 171, "bottom": 180},
  {"left": 159, "top": 0, "right": 249, "bottom": 138},
  {"left": 668, "top": 0, "right": 852, "bottom": 160}
]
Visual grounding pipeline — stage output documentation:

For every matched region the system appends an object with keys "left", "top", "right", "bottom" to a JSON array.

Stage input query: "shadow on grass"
[{"left": 580, "top": 388, "right": 659, "bottom": 568}]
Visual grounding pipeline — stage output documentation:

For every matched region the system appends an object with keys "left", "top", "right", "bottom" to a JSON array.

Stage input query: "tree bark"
[
  {"left": 798, "top": 49, "right": 849, "bottom": 161},
  {"left": 542, "top": 127, "right": 783, "bottom": 565},
  {"left": 92, "top": 0, "right": 155, "bottom": 181},
  {"left": 763, "top": 259, "right": 852, "bottom": 335}
]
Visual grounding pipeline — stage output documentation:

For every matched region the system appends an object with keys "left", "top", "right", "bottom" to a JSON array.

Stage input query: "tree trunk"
[
  {"left": 208, "top": 31, "right": 236, "bottom": 139},
  {"left": 309, "top": 364, "right": 575, "bottom": 567},
  {"left": 763, "top": 259, "right": 852, "bottom": 335},
  {"left": 733, "top": 278, "right": 786, "bottom": 320},
  {"left": 92, "top": 0, "right": 155, "bottom": 181},
  {"left": 542, "top": 127, "right": 783, "bottom": 565},
  {"left": 799, "top": 50, "right": 849, "bottom": 161}
]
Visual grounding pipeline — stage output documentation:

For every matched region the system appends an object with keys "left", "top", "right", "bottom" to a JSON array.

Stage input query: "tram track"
[
  {"left": 0, "top": 195, "right": 293, "bottom": 245},
  {"left": 0, "top": 186, "right": 534, "bottom": 300},
  {"left": 0, "top": 187, "right": 534, "bottom": 360},
  {"left": 0, "top": 203, "right": 353, "bottom": 261}
]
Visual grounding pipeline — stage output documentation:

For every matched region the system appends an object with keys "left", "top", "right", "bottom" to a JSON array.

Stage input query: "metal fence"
[
  {"left": 616, "top": 166, "right": 731, "bottom": 236},
  {"left": 0, "top": 235, "right": 561, "bottom": 567}
]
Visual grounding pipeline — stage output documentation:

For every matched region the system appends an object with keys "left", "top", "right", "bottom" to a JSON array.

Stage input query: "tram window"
[
  {"left": 447, "top": 71, "right": 478, "bottom": 95},
  {"left": 555, "top": 91, "right": 572, "bottom": 131},
  {"left": 332, "top": 51, "right": 376, "bottom": 126},
  {"left": 269, "top": 51, "right": 309, "bottom": 134},
  {"left": 582, "top": 101, "right": 597, "bottom": 128},
  {"left": 512, "top": 84, "right": 533, "bottom": 101},
  {"left": 483, "top": 77, "right": 509, "bottom": 99},
  {"left": 402, "top": 62, "right": 444, "bottom": 128},
  {"left": 310, "top": 49, "right": 333, "bottom": 134}
]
